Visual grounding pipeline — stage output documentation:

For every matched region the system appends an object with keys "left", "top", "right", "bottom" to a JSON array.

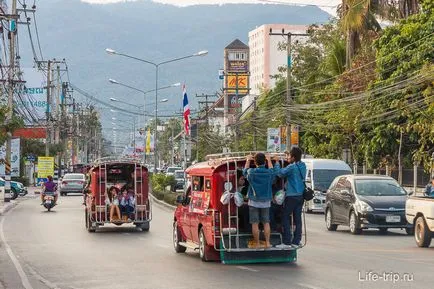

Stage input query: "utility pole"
[
  {"left": 253, "top": 96, "right": 257, "bottom": 151},
  {"left": 4, "top": 0, "right": 17, "bottom": 203},
  {"left": 45, "top": 60, "right": 51, "bottom": 156},
  {"left": 269, "top": 29, "right": 308, "bottom": 149}
]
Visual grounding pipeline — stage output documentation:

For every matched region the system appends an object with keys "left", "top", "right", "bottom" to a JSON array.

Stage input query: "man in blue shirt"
[
  {"left": 243, "top": 153, "right": 276, "bottom": 248},
  {"left": 425, "top": 177, "right": 434, "bottom": 197},
  {"left": 275, "top": 147, "right": 306, "bottom": 248}
]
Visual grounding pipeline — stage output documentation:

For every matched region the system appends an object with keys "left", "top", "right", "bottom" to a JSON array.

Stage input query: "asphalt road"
[{"left": 0, "top": 194, "right": 433, "bottom": 289}]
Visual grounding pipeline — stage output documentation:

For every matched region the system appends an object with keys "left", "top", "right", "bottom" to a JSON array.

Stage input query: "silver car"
[{"left": 59, "top": 173, "right": 86, "bottom": 196}]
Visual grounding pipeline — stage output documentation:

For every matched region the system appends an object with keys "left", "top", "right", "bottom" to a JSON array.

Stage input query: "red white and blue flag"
[{"left": 182, "top": 85, "right": 191, "bottom": 135}]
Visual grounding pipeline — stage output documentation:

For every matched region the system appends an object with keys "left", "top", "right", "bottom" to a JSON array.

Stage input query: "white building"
[{"left": 248, "top": 24, "right": 309, "bottom": 96}]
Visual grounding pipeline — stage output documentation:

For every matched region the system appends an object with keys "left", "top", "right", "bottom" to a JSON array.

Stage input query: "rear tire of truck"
[
  {"left": 199, "top": 228, "right": 211, "bottom": 262},
  {"left": 415, "top": 216, "right": 432, "bottom": 248},
  {"left": 139, "top": 222, "right": 150, "bottom": 232},
  {"left": 173, "top": 221, "right": 186, "bottom": 253}
]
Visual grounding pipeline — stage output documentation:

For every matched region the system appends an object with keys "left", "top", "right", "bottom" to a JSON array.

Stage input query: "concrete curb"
[
  {"left": 0, "top": 200, "right": 18, "bottom": 216},
  {"left": 150, "top": 193, "right": 176, "bottom": 210}
]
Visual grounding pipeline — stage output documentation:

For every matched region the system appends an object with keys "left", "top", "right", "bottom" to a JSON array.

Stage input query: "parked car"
[
  {"left": 59, "top": 173, "right": 86, "bottom": 196},
  {"left": 406, "top": 195, "right": 434, "bottom": 247},
  {"left": 302, "top": 158, "right": 352, "bottom": 213},
  {"left": 166, "top": 166, "right": 182, "bottom": 176},
  {"left": 325, "top": 175, "right": 413, "bottom": 235},
  {"left": 0, "top": 177, "right": 27, "bottom": 200}
]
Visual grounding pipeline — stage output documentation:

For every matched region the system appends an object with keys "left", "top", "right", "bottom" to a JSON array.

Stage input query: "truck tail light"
[{"left": 214, "top": 211, "right": 220, "bottom": 235}]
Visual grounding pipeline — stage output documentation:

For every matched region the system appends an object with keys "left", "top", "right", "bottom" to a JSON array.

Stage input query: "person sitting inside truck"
[
  {"left": 119, "top": 185, "right": 135, "bottom": 221},
  {"left": 425, "top": 177, "right": 434, "bottom": 197},
  {"left": 106, "top": 186, "right": 121, "bottom": 222}
]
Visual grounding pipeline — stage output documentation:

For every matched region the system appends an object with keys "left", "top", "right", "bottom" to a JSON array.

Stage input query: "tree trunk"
[{"left": 346, "top": 30, "right": 359, "bottom": 69}]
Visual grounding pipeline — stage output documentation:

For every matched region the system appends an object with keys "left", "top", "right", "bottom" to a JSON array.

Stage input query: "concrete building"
[{"left": 249, "top": 24, "right": 308, "bottom": 96}]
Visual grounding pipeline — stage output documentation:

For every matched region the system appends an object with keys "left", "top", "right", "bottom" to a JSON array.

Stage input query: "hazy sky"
[{"left": 81, "top": 0, "right": 339, "bottom": 15}]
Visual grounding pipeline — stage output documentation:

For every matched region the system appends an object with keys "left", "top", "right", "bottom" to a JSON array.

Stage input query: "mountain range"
[{"left": 18, "top": 0, "right": 330, "bottom": 130}]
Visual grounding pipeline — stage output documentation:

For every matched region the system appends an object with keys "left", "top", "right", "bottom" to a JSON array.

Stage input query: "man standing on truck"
[
  {"left": 243, "top": 153, "right": 276, "bottom": 248},
  {"left": 275, "top": 147, "right": 306, "bottom": 249},
  {"left": 425, "top": 176, "right": 434, "bottom": 197}
]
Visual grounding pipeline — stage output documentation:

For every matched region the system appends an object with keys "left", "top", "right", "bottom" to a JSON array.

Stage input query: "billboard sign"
[
  {"left": 228, "top": 60, "right": 248, "bottom": 72},
  {"left": 0, "top": 138, "right": 20, "bottom": 177},
  {"left": 267, "top": 128, "right": 281, "bottom": 152},
  {"left": 37, "top": 157, "right": 54, "bottom": 179},
  {"left": 15, "top": 68, "right": 47, "bottom": 124},
  {"left": 226, "top": 74, "right": 249, "bottom": 95}
]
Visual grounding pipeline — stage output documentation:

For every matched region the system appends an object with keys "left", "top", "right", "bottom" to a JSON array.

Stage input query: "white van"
[{"left": 302, "top": 159, "right": 352, "bottom": 213}]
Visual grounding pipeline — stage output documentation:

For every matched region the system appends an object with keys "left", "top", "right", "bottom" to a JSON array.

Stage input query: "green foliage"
[
  {"left": 0, "top": 105, "right": 24, "bottom": 145},
  {"left": 151, "top": 173, "right": 176, "bottom": 192}
]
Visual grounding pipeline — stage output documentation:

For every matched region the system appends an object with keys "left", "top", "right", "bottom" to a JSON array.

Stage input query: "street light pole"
[{"left": 106, "top": 49, "right": 207, "bottom": 171}]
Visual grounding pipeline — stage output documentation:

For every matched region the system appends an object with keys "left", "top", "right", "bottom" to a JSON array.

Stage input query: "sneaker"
[{"left": 275, "top": 243, "right": 292, "bottom": 249}]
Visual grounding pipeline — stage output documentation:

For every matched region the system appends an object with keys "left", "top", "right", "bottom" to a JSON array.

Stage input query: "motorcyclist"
[{"left": 41, "top": 175, "right": 58, "bottom": 205}]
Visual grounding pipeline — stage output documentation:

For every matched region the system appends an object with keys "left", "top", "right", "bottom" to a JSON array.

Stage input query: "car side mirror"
[
  {"left": 407, "top": 191, "right": 414, "bottom": 196},
  {"left": 176, "top": 195, "right": 184, "bottom": 204}
]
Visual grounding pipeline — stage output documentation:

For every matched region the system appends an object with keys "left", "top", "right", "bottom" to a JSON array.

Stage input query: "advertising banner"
[
  {"left": 37, "top": 157, "right": 54, "bottom": 179},
  {"left": 226, "top": 74, "right": 249, "bottom": 95},
  {"left": 267, "top": 128, "right": 281, "bottom": 152},
  {"left": 11, "top": 138, "right": 20, "bottom": 177},
  {"left": 0, "top": 138, "right": 20, "bottom": 177},
  {"left": 15, "top": 68, "right": 47, "bottom": 124},
  {"left": 228, "top": 60, "right": 248, "bottom": 72}
]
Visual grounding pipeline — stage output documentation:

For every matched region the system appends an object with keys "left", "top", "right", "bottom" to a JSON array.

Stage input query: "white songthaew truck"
[{"left": 406, "top": 196, "right": 434, "bottom": 247}]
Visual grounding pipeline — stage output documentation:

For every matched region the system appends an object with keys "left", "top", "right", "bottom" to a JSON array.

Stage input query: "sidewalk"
[{"left": 0, "top": 187, "right": 39, "bottom": 216}]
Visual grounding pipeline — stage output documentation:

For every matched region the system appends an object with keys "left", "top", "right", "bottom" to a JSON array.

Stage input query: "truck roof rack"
[
  {"left": 92, "top": 156, "right": 145, "bottom": 167},
  {"left": 205, "top": 151, "right": 287, "bottom": 165}
]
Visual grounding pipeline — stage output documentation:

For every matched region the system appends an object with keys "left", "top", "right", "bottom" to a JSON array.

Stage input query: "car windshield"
[
  {"left": 63, "top": 174, "right": 84, "bottom": 180},
  {"left": 313, "top": 169, "right": 351, "bottom": 191},
  {"left": 167, "top": 167, "right": 181, "bottom": 173},
  {"left": 355, "top": 179, "right": 407, "bottom": 196},
  {"left": 175, "top": 171, "right": 184, "bottom": 179}
]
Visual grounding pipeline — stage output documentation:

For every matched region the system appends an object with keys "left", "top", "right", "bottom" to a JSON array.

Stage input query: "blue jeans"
[
  {"left": 282, "top": 195, "right": 304, "bottom": 245},
  {"left": 120, "top": 205, "right": 134, "bottom": 217}
]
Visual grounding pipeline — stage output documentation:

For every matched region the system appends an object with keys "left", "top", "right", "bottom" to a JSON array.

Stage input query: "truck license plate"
[{"left": 386, "top": 215, "right": 400, "bottom": 223}]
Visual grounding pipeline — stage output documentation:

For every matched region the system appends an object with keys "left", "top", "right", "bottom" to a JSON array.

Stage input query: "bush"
[
  {"left": 152, "top": 189, "right": 166, "bottom": 200},
  {"left": 163, "top": 192, "right": 181, "bottom": 205},
  {"left": 152, "top": 173, "right": 176, "bottom": 192}
]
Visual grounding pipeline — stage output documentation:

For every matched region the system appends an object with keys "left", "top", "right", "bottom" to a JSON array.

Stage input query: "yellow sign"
[
  {"left": 37, "top": 157, "right": 54, "bottom": 178},
  {"left": 226, "top": 74, "right": 249, "bottom": 95},
  {"left": 291, "top": 126, "right": 299, "bottom": 147}
]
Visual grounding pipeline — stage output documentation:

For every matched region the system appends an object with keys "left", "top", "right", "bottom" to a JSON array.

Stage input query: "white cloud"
[{"left": 81, "top": 0, "right": 339, "bottom": 15}]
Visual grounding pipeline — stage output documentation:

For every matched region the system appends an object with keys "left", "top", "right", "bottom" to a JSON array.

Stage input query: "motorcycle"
[{"left": 43, "top": 191, "right": 56, "bottom": 211}]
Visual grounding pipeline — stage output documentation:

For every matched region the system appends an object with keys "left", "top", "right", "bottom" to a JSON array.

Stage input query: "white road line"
[
  {"left": 297, "top": 283, "right": 327, "bottom": 289},
  {"left": 236, "top": 266, "right": 259, "bottom": 272},
  {"left": 0, "top": 208, "right": 34, "bottom": 289},
  {"left": 26, "top": 265, "right": 61, "bottom": 289}
]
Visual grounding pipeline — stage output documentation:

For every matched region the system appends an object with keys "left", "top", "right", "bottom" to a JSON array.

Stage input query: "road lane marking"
[
  {"left": 236, "top": 266, "right": 259, "bottom": 272},
  {"left": 26, "top": 265, "right": 61, "bottom": 289},
  {"left": 0, "top": 209, "right": 34, "bottom": 289}
]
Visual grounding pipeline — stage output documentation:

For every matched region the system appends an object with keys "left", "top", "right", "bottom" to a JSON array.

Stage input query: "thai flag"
[{"left": 183, "top": 85, "right": 190, "bottom": 135}]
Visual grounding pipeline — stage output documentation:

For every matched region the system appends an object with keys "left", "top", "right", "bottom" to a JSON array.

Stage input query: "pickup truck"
[{"left": 406, "top": 196, "right": 434, "bottom": 247}]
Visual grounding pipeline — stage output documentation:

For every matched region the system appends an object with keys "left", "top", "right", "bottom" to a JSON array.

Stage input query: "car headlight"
[{"left": 355, "top": 200, "right": 373, "bottom": 213}]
